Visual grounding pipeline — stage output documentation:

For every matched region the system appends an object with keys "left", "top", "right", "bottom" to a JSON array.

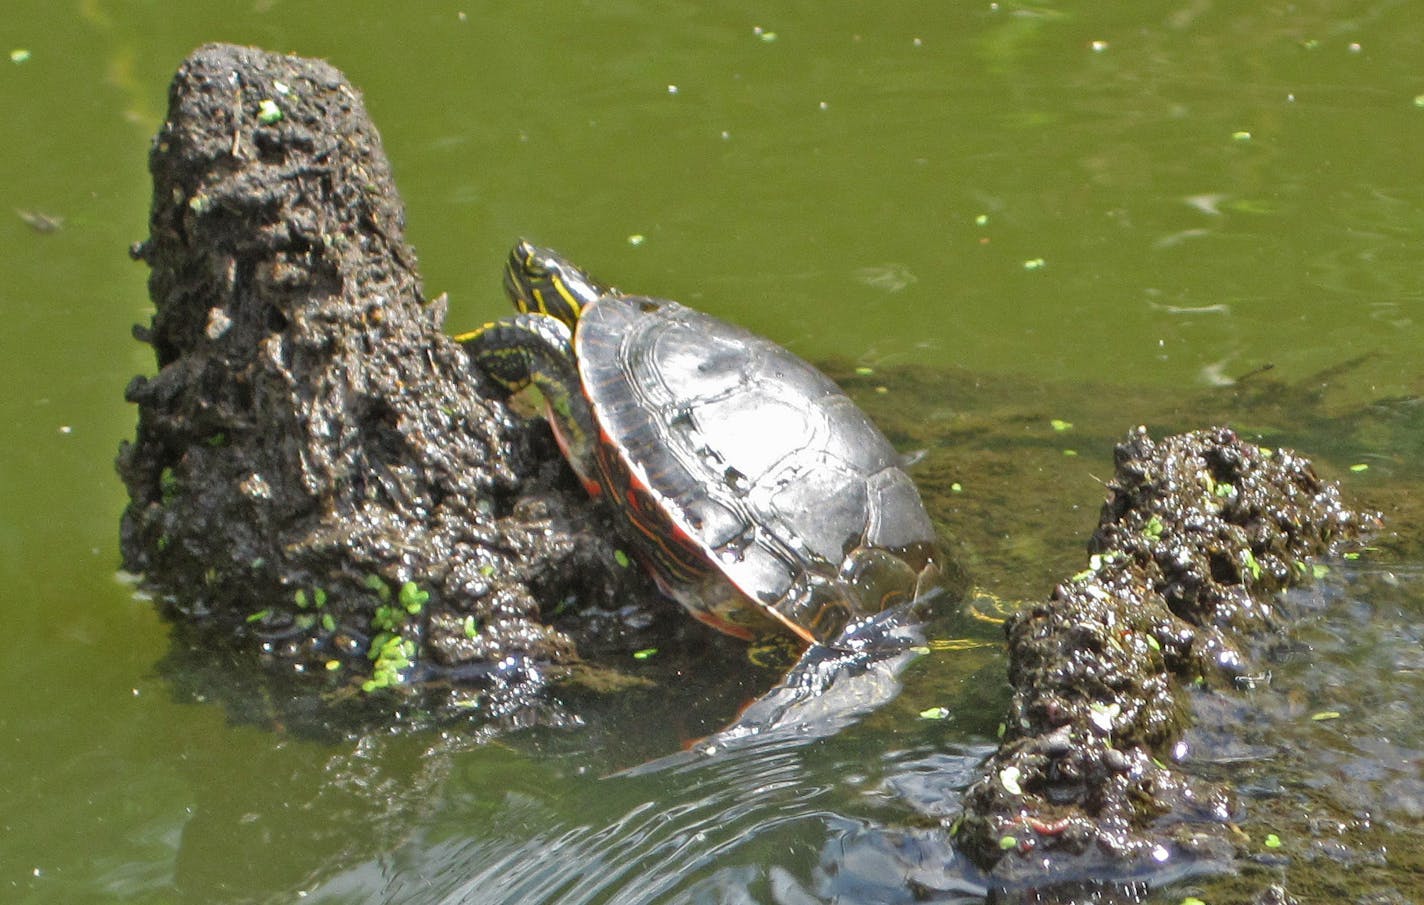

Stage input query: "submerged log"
[{"left": 956, "top": 426, "right": 1377, "bottom": 895}]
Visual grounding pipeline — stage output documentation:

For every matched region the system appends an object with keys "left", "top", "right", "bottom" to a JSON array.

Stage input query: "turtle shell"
[{"left": 574, "top": 294, "right": 939, "bottom": 644}]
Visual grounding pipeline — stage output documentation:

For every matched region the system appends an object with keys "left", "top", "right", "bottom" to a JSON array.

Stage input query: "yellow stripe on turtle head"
[
  {"left": 549, "top": 274, "right": 584, "bottom": 320},
  {"left": 503, "top": 239, "right": 610, "bottom": 329}
]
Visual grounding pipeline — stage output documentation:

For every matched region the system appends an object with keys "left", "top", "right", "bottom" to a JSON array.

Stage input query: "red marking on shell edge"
[
  {"left": 687, "top": 607, "right": 755, "bottom": 641},
  {"left": 762, "top": 602, "right": 819, "bottom": 646}
]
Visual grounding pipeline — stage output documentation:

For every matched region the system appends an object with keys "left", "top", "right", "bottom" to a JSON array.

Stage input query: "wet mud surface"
[
  {"left": 954, "top": 426, "right": 1375, "bottom": 894},
  {"left": 116, "top": 43, "right": 656, "bottom": 731}
]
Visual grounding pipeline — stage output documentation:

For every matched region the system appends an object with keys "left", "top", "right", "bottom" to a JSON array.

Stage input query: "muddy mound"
[{"left": 116, "top": 43, "right": 647, "bottom": 726}]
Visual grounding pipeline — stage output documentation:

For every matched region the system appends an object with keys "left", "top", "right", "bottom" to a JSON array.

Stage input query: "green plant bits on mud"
[
  {"left": 159, "top": 467, "right": 179, "bottom": 503},
  {"left": 372, "top": 605, "right": 403, "bottom": 633},
  {"left": 1242, "top": 550, "right": 1263, "bottom": 581},
  {"left": 399, "top": 581, "right": 428, "bottom": 614},
  {"left": 364, "top": 635, "right": 416, "bottom": 692},
  {"left": 363, "top": 573, "right": 392, "bottom": 601}
]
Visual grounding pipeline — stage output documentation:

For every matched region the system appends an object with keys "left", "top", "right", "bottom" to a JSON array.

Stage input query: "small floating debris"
[
  {"left": 16, "top": 208, "right": 63, "bottom": 233},
  {"left": 10, "top": 48, "right": 31, "bottom": 64},
  {"left": 999, "top": 765, "right": 1022, "bottom": 794},
  {"left": 854, "top": 263, "right": 917, "bottom": 293}
]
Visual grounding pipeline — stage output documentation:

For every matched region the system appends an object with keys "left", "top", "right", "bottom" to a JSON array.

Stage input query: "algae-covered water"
[{"left": 3, "top": 2, "right": 1423, "bottom": 902}]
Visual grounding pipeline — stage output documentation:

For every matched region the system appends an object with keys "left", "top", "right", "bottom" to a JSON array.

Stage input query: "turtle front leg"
[{"left": 456, "top": 314, "right": 600, "bottom": 486}]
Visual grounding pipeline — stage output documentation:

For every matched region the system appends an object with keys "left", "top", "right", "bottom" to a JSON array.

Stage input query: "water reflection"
[{"left": 297, "top": 734, "right": 994, "bottom": 905}]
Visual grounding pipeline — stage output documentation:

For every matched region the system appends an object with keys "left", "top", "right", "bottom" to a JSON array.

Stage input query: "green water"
[{"left": 3, "top": 2, "right": 1423, "bottom": 902}]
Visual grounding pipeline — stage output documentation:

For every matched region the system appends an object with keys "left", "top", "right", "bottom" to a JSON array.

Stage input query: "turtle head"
[{"left": 504, "top": 240, "right": 609, "bottom": 328}]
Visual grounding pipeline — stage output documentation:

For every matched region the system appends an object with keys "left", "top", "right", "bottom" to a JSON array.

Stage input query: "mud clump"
[
  {"left": 116, "top": 44, "right": 644, "bottom": 725},
  {"left": 957, "top": 426, "right": 1377, "bottom": 893}
]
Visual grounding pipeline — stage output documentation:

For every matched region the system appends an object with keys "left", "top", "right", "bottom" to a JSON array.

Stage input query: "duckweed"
[
  {"left": 372, "top": 605, "right": 403, "bottom": 633},
  {"left": 363, "top": 574, "right": 391, "bottom": 601},
  {"left": 399, "top": 581, "right": 429, "bottom": 614},
  {"left": 1142, "top": 515, "right": 1164, "bottom": 540},
  {"left": 363, "top": 634, "right": 416, "bottom": 692}
]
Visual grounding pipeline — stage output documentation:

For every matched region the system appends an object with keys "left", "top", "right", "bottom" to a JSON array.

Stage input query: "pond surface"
[{"left": 3, "top": 2, "right": 1422, "bottom": 902}]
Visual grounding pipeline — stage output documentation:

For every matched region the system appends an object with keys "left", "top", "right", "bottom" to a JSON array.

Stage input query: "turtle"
[{"left": 457, "top": 240, "right": 944, "bottom": 647}]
